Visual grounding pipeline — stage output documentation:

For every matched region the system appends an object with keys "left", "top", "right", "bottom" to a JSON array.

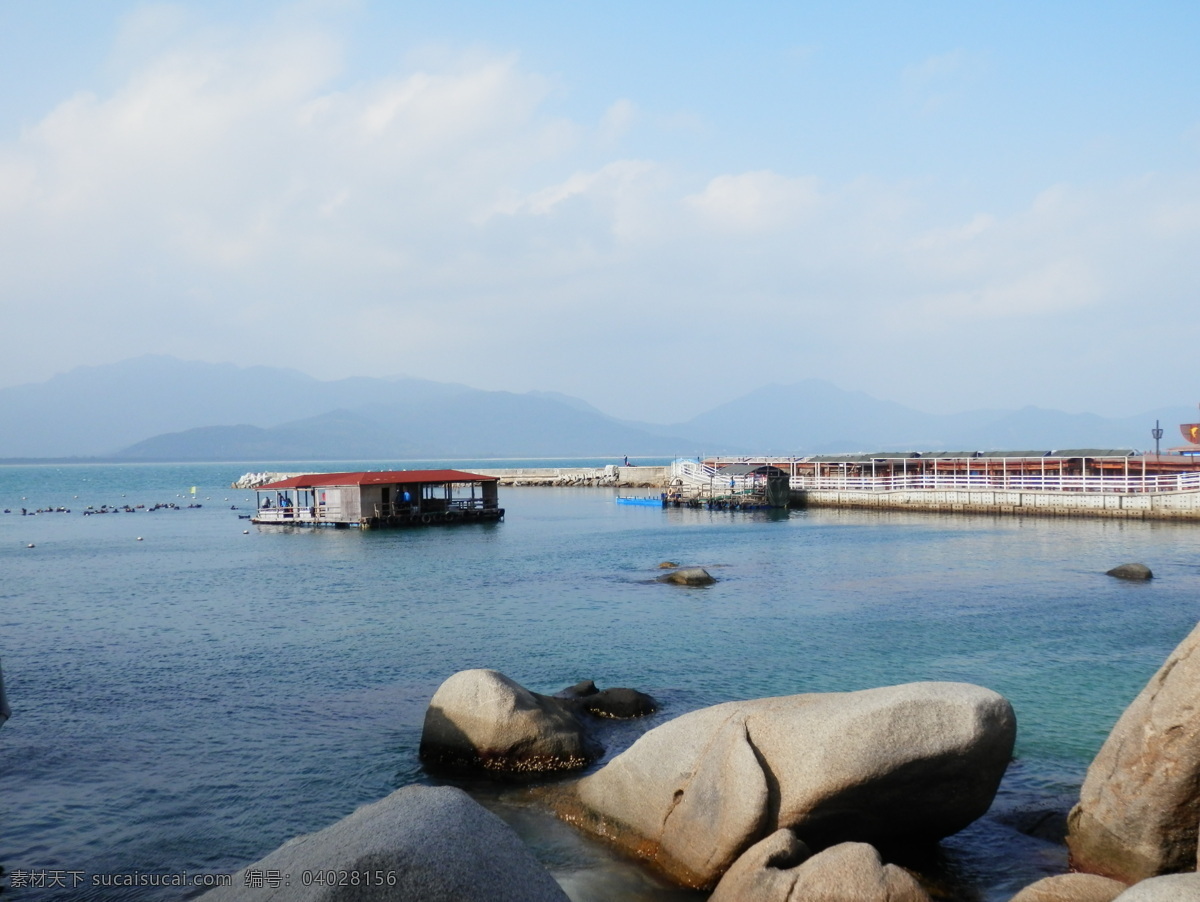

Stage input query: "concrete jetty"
[
  {"left": 677, "top": 456, "right": 1200, "bottom": 522},
  {"left": 232, "top": 467, "right": 670, "bottom": 491},
  {"left": 472, "top": 466, "right": 668, "bottom": 487},
  {"left": 794, "top": 485, "right": 1200, "bottom": 520}
]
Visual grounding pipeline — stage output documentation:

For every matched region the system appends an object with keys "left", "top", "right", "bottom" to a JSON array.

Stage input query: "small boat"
[{"left": 615, "top": 495, "right": 665, "bottom": 507}]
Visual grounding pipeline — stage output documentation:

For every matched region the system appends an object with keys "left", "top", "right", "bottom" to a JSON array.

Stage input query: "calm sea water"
[{"left": 3, "top": 461, "right": 1199, "bottom": 901}]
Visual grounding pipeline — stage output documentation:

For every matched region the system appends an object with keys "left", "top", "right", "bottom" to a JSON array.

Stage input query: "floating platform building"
[{"left": 252, "top": 470, "right": 503, "bottom": 529}]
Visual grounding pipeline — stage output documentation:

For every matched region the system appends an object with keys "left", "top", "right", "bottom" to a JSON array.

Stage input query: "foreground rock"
[
  {"left": 1113, "top": 873, "right": 1200, "bottom": 900},
  {"left": 198, "top": 785, "right": 569, "bottom": 902},
  {"left": 711, "top": 833, "right": 930, "bottom": 902},
  {"left": 1105, "top": 563, "right": 1153, "bottom": 580},
  {"left": 1009, "top": 874, "right": 1126, "bottom": 902},
  {"left": 1067, "top": 621, "right": 1200, "bottom": 882},
  {"left": 559, "top": 681, "right": 1016, "bottom": 888},
  {"left": 657, "top": 567, "right": 716, "bottom": 586},
  {"left": 708, "top": 829, "right": 812, "bottom": 901}
]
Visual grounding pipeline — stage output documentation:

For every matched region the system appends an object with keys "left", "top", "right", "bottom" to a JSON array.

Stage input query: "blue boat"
[{"left": 615, "top": 495, "right": 664, "bottom": 506}]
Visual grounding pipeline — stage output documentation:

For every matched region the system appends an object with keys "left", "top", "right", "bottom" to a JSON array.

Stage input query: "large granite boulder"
[
  {"left": 710, "top": 833, "right": 929, "bottom": 902},
  {"left": 1113, "top": 873, "right": 1200, "bottom": 900},
  {"left": 559, "top": 681, "right": 1015, "bottom": 888},
  {"left": 1009, "top": 874, "right": 1127, "bottom": 902},
  {"left": 420, "top": 670, "right": 601, "bottom": 774},
  {"left": 1067, "top": 621, "right": 1200, "bottom": 881},
  {"left": 197, "top": 785, "right": 570, "bottom": 902}
]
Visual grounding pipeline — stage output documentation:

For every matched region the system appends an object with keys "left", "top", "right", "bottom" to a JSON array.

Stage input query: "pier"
[
  {"left": 231, "top": 451, "right": 1200, "bottom": 522},
  {"left": 675, "top": 453, "right": 1200, "bottom": 521}
]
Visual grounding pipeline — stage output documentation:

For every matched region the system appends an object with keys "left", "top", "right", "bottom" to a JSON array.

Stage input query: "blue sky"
[{"left": 1, "top": 1, "right": 1198, "bottom": 420}]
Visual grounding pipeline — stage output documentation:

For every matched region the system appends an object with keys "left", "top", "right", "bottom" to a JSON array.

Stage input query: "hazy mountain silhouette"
[
  {"left": 0, "top": 357, "right": 1191, "bottom": 460},
  {"left": 0, "top": 356, "right": 471, "bottom": 458},
  {"left": 668, "top": 380, "right": 1183, "bottom": 454}
]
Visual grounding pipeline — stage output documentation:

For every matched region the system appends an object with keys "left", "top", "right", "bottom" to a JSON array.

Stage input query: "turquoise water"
[{"left": 2, "top": 462, "right": 1199, "bottom": 900}]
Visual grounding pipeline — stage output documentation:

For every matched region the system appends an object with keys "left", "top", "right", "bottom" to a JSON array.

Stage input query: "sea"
[{"left": 3, "top": 459, "right": 1199, "bottom": 901}]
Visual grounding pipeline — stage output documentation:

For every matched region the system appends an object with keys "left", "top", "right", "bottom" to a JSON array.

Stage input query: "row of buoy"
[{"left": 24, "top": 529, "right": 255, "bottom": 547}]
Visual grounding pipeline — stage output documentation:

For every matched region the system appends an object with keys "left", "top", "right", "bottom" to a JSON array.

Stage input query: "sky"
[{"left": 1, "top": 1, "right": 1198, "bottom": 422}]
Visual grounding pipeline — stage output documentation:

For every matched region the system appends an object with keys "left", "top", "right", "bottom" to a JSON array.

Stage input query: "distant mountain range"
[{"left": 0, "top": 356, "right": 1192, "bottom": 461}]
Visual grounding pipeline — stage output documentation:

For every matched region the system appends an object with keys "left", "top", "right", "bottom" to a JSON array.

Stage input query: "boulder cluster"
[{"left": 201, "top": 612, "right": 1200, "bottom": 902}]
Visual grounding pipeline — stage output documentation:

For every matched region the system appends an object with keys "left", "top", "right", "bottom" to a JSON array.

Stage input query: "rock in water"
[
  {"left": 1067, "top": 621, "right": 1200, "bottom": 882},
  {"left": 657, "top": 567, "right": 716, "bottom": 586},
  {"left": 1106, "top": 563, "right": 1153, "bottom": 580},
  {"left": 553, "top": 680, "right": 656, "bottom": 717},
  {"left": 554, "top": 679, "right": 598, "bottom": 699},
  {"left": 577, "top": 687, "right": 657, "bottom": 718},
  {"left": 420, "top": 669, "right": 601, "bottom": 774},
  {"left": 197, "top": 785, "right": 570, "bottom": 902},
  {"left": 560, "top": 681, "right": 1015, "bottom": 888}
]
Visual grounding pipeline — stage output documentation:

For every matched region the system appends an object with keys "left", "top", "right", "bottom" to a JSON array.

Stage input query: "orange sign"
[{"left": 1181, "top": 424, "right": 1200, "bottom": 445}]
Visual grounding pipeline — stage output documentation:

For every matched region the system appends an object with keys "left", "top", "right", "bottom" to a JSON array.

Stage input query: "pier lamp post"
[{"left": 1152, "top": 420, "right": 1163, "bottom": 457}]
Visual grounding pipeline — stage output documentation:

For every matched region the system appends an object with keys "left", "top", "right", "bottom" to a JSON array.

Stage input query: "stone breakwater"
[
  {"left": 231, "top": 467, "right": 670, "bottom": 489},
  {"left": 231, "top": 472, "right": 303, "bottom": 489},
  {"left": 472, "top": 466, "right": 669, "bottom": 487}
]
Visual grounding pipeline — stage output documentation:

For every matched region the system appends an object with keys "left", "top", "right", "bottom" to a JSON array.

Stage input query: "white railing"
[
  {"left": 671, "top": 459, "right": 759, "bottom": 489},
  {"left": 679, "top": 458, "right": 1200, "bottom": 495},
  {"left": 253, "top": 505, "right": 338, "bottom": 523},
  {"left": 793, "top": 471, "right": 1200, "bottom": 495}
]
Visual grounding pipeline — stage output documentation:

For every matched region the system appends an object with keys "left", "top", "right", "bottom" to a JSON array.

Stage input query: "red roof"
[{"left": 259, "top": 469, "right": 498, "bottom": 490}]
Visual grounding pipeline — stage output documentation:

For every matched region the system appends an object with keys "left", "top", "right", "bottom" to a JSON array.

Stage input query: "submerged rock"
[
  {"left": 575, "top": 687, "right": 657, "bottom": 719},
  {"left": 420, "top": 669, "right": 601, "bottom": 774},
  {"left": 559, "top": 681, "right": 1015, "bottom": 888},
  {"left": 657, "top": 567, "right": 716, "bottom": 586},
  {"left": 1068, "top": 621, "right": 1200, "bottom": 882},
  {"left": 552, "top": 678, "right": 657, "bottom": 718},
  {"left": 1105, "top": 563, "right": 1153, "bottom": 580},
  {"left": 197, "top": 785, "right": 570, "bottom": 902}
]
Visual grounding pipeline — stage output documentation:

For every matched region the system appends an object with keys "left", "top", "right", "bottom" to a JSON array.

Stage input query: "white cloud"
[
  {"left": 901, "top": 49, "right": 983, "bottom": 115},
  {"left": 1, "top": 18, "right": 1199, "bottom": 421},
  {"left": 598, "top": 98, "right": 636, "bottom": 145},
  {"left": 685, "top": 170, "right": 822, "bottom": 232}
]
